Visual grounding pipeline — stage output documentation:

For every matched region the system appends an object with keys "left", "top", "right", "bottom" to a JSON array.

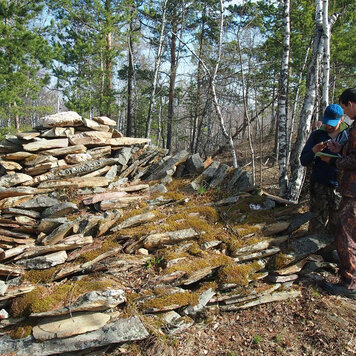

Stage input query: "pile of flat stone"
[{"left": 0, "top": 111, "right": 337, "bottom": 355}]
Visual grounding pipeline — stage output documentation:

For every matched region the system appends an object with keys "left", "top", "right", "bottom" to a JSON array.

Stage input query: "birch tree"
[
  {"left": 145, "top": 0, "right": 169, "bottom": 138},
  {"left": 321, "top": 0, "right": 330, "bottom": 110},
  {"left": 278, "top": 0, "right": 290, "bottom": 197},
  {"left": 210, "top": 0, "right": 238, "bottom": 168},
  {"left": 288, "top": 1, "right": 340, "bottom": 201}
]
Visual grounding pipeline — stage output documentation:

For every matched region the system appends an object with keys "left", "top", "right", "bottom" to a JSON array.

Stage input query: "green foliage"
[
  {"left": 275, "top": 334, "right": 282, "bottom": 344},
  {"left": 48, "top": 0, "right": 132, "bottom": 118},
  {"left": 252, "top": 334, "right": 264, "bottom": 344},
  {"left": 197, "top": 185, "right": 207, "bottom": 196},
  {"left": 145, "top": 256, "right": 165, "bottom": 269},
  {"left": 0, "top": 0, "right": 53, "bottom": 126},
  {"left": 0, "top": 125, "right": 17, "bottom": 141}
]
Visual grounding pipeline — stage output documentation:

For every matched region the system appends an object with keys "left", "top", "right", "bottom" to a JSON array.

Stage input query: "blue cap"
[{"left": 322, "top": 104, "right": 343, "bottom": 127}]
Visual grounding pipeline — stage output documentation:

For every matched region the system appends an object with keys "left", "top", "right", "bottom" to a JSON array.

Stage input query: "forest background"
[{"left": 0, "top": 0, "right": 355, "bottom": 201}]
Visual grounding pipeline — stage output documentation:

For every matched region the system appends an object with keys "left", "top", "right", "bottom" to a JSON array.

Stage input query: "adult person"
[
  {"left": 300, "top": 104, "right": 349, "bottom": 234},
  {"left": 321, "top": 88, "right": 356, "bottom": 299}
]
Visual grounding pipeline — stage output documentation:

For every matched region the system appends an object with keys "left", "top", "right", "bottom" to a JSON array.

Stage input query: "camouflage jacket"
[{"left": 336, "top": 120, "right": 356, "bottom": 198}]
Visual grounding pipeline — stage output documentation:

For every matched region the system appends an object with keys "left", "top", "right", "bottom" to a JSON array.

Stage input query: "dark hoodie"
[{"left": 300, "top": 122, "right": 349, "bottom": 187}]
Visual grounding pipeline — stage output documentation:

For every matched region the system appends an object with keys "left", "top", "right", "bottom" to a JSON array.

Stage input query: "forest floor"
[{"left": 106, "top": 139, "right": 356, "bottom": 356}]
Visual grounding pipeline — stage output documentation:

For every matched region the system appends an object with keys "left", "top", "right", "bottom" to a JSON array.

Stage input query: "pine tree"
[{"left": 0, "top": 0, "right": 52, "bottom": 128}]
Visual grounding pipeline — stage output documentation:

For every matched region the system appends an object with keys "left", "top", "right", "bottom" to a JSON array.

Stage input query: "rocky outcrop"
[{"left": 0, "top": 111, "right": 335, "bottom": 355}]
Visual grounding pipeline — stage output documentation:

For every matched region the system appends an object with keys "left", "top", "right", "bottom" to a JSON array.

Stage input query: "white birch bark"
[
  {"left": 288, "top": 5, "right": 340, "bottom": 201},
  {"left": 145, "top": 0, "right": 169, "bottom": 138},
  {"left": 287, "top": 44, "right": 311, "bottom": 168},
  {"left": 278, "top": 0, "right": 290, "bottom": 197},
  {"left": 210, "top": 0, "right": 238, "bottom": 168},
  {"left": 321, "top": 0, "right": 330, "bottom": 110}
]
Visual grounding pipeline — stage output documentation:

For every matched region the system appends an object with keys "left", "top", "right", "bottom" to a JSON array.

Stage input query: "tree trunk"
[
  {"left": 321, "top": 0, "right": 330, "bottom": 110},
  {"left": 278, "top": 0, "right": 290, "bottom": 197},
  {"left": 210, "top": 0, "right": 238, "bottom": 168},
  {"left": 13, "top": 101, "right": 19, "bottom": 129},
  {"left": 145, "top": 0, "right": 169, "bottom": 138},
  {"left": 237, "top": 32, "right": 254, "bottom": 177},
  {"left": 191, "top": 4, "right": 206, "bottom": 154},
  {"left": 288, "top": 6, "right": 339, "bottom": 201},
  {"left": 287, "top": 43, "right": 311, "bottom": 168},
  {"left": 166, "top": 21, "right": 178, "bottom": 153},
  {"left": 126, "top": 17, "right": 134, "bottom": 137},
  {"left": 288, "top": 0, "right": 323, "bottom": 201}
]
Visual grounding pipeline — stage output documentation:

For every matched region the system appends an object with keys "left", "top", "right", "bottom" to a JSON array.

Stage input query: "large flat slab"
[{"left": 0, "top": 316, "right": 148, "bottom": 355}]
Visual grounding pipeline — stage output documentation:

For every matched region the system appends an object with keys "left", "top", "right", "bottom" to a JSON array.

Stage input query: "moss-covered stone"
[
  {"left": 10, "top": 277, "right": 116, "bottom": 318},
  {"left": 218, "top": 261, "right": 263, "bottom": 286},
  {"left": 23, "top": 267, "right": 58, "bottom": 284},
  {"left": 140, "top": 291, "right": 198, "bottom": 311},
  {"left": 9, "top": 324, "right": 33, "bottom": 339},
  {"left": 272, "top": 253, "right": 295, "bottom": 270},
  {"left": 163, "top": 191, "right": 187, "bottom": 201},
  {"left": 227, "top": 233, "right": 266, "bottom": 253},
  {"left": 165, "top": 253, "right": 230, "bottom": 275},
  {"left": 76, "top": 240, "right": 120, "bottom": 263}
]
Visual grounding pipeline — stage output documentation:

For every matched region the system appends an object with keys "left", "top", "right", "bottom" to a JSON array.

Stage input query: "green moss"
[
  {"left": 10, "top": 277, "right": 116, "bottom": 317},
  {"left": 76, "top": 240, "right": 120, "bottom": 263},
  {"left": 140, "top": 291, "right": 198, "bottom": 311},
  {"left": 162, "top": 191, "right": 186, "bottom": 201},
  {"left": 218, "top": 196, "right": 276, "bottom": 224},
  {"left": 273, "top": 253, "right": 294, "bottom": 270},
  {"left": 10, "top": 286, "right": 49, "bottom": 317},
  {"left": 23, "top": 268, "right": 58, "bottom": 284},
  {"left": 198, "top": 281, "right": 218, "bottom": 292},
  {"left": 187, "top": 241, "right": 203, "bottom": 256},
  {"left": 9, "top": 325, "right": 33, "bottom": 339},
  {"left": 186, "top": 206, "right": 219, "bottom": 223},
  {"left": 218, "top": 261, "right": 262, "bottom": 286},
  {"left": 165, "top": 253, "right": 230, "bottom": 275},
  {"left": 227, "top": 233, "right": 266, "bottom": 253},
  {"left": 161, "top": 249, "right": 189, "bottom": 262},
  {"left": 165, "top": 178, "right": 191, "bottom": 192},
  {"left": 232, "top": 224, "right": 262, "bottom": 237}
]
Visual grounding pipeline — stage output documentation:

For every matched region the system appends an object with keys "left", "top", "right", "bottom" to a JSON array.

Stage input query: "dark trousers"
[
  {"left": 336, "top": 197, "right": 356, "bottom": 290},
  {"left": 309, "top": 181, "right": 341, "bottom": 234}
]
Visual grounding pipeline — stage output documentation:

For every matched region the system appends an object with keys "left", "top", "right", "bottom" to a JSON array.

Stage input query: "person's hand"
[
  {"left": 319, "top": 155, "right": 330, "bottom": 163},
  {"left": 327, "top": 140, "right": 342, "bottom": 153},
  {"left": 312, "top": 142, "right": 327, "bottom": 154}
]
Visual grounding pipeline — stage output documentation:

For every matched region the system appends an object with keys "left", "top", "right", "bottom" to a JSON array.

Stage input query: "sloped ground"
[
  {"left": 111, "top": 147, "right": 356, "bottom": 355},
  {"left": 1, "top": 120, "right": 355, "bottom": 356}
]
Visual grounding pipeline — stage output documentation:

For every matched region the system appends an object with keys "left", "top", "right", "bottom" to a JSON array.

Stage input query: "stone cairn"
[{"left": 0, "top": 111, "right": 334, "bottom": 355}]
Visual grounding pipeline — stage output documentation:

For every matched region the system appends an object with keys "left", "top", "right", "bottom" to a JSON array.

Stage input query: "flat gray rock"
[
  {"left": 288, "top": 233, "right": 334, "bottom": 257},
  {"left": 41, "top": 219, "right": 79, "bottom": 245},
  {"left": 39, "top": 111, "right": 83, "bottom": 128},
  {"left": 113, "top": 147, "right": 132, "bottom": 166},
  {"left": 31, "top": 289, "right": 126, "bottom": 317},
  {"left": 0, "top": 316, "right": 148, "bottom": 355},
  {"left": 38, "top": 218, "right": 69, "bottom": 234},
  {"left": 22, "top": 138, "right": 69, "bottom": 152},
  {"left": 41, "top": 202, "right": 78, "bottom": 219},
  {"left": 0, "top": 173, "right": 33, "bottom": 188},
  {"left": 162, "top": 311, "right": 194, "bottom": 335},
  {"left": 92, "top": 116, "right": 117, "bottom": 126},
  {"left": 184, "top": 153, "right": 204, "bottom": 177},
  {"left": 32, "top": 312, "right": 111, "bottom": 340},
  {"left": 17, "top": 195, "right": 61, "bottom": 210},
  {"left": 17, "top": 251, "right": 67, "bottom": 269},
  {"left": 145, "top": 150, "right": 189, "bottom": 182}
]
